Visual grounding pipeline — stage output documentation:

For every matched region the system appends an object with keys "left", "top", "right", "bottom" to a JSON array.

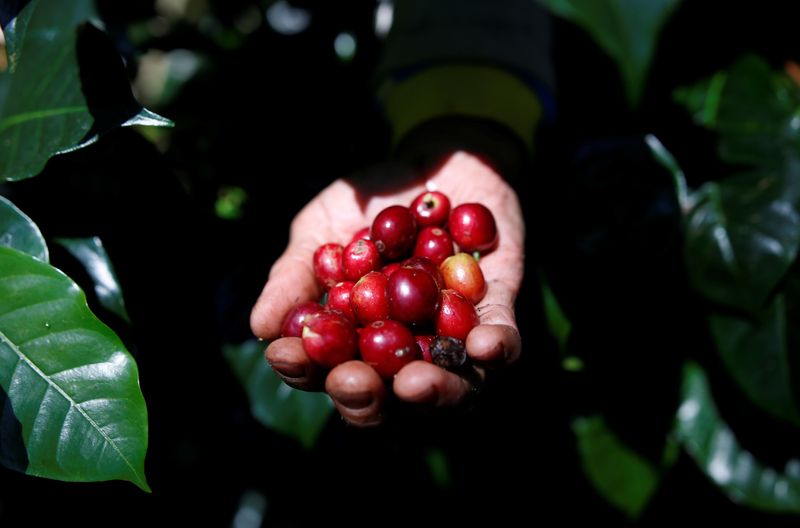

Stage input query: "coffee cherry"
[
  {"left": 413, "top": 226, "right": 454, "bottom": 266},
  {"left": 350, "top": 226, "right": 371, "bottom": 243},
  {"left": 327, "top": 281, "right": 356, "bottom": 323},
  {"left": 359, "top": 320, "right": 419, "bottom": 378},
  {"left": 301, "top": 311, "right": 358, "bottom": 368},
  {"left": 350, "top": 271, "right": 390, "bottom": 325},
  {"left": 342, "top": 239, "right": 382, "bottom": 281},
  {"left": 440, "top": 252, "right": 487, "bottom": 304},
  {"left": 430, "top": 335, "right": 467, "bottom": 370},
  {"left": 281, "top": 301, "right": 322, "bottom": 338},
  {"left": 448, "top": 203, "right": 498, "bottom": 253},
  {"left": 410, "top": 191, "right": 450, "bottom": 227},
  {"left": 313, "top": 243, "right": 345, "bottom": 289},
  {"left": 435, "top": 289, "right": 480, "bottom": 341},
  {"left": 371, "top": 205, "right": 417, "bottom": 260},
  {"left": 415, "top": 334, "right": 434, "bottom": 363},
  {"left": 381, "top": 262, "right": 402, "bottom": 278},
  {"left": 387, "top": 267, "right": 440, "bottom": 324},
  {"left": 401, "top": 256, "right": 445, "bottom": 290}
]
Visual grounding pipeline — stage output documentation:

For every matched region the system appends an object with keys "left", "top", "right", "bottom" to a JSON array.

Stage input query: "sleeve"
[{"left": 374, "top": 0, "right": 555, "bottom": 152}]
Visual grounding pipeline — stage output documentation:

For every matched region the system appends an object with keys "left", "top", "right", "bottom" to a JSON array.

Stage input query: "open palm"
[{"left": 250, "top": 152, "right": 524, "bottom": 426}]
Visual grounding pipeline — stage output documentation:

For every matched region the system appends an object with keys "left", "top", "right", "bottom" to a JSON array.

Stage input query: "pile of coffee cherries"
[{"left": 280, "top": 190, "right": 497, "bottom": 379}]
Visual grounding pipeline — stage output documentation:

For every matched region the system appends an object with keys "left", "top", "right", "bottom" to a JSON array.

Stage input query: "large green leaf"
[
  {"left": 0, "top": 195, "right": 47, "bottom": 262},
  {"left": 0, "top": 246, "right": 149, "bottom": 490},
  {"left": 56, "top": 237, "right": 130, "bottom": 323},
  {"left": 675, "top": 55, "right": 800, "bottom": 168},
  {"left": 0, "top": 0, "right": 172, "bottom": 182},
  {"left": 676, "top": 362, "right": 800, "bottom": 512},
  {"left": 573, "top": 415, "right": 661, "bottom": 519},
  {"left": 683, "top": 169, "right": 800, "bottom": 313},
  {"left": 710, "top": 295, "right": 800, "bottom": 425},
  {"left": 224, "top": 339, "right": 333, "bottom": 449},
  {"left": 537, "top": 0, "right": 681, "bottom": 106}
]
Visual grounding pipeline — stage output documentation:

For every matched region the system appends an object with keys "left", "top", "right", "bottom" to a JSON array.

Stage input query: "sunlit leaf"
[
  {"left": 683, "top": 170, "right": 800, "bottom": 313},
  {"left": 0, "top": 0, "right": 172, "bottom": 182},
  {"left": 224, "top": 339, "right": 333, "bottom": 449},
  {"left": 538, "top": 0, "right": 681, "bottom": 106},
  {"left": 0, "top": 195, "right": 47, "bottom": 262},
  {"left": 573, "top": 415, "right": 661, "bottom": 519},
  {"left": 55, "top": 237, "right": 129, "bottom": 323},
  {"left": 710, "top": 295, "right": 800, "bottom": 425},
  {"left": 0, "top": 246, "right": 149, "bottom": 490},
  {"left": 676, "top": 362, "right": 800, "bottom": 512}
]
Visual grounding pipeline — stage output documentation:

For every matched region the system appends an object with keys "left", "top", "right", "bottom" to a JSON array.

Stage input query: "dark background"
[{"left": 1, "top": 1, "right": 800, "bottom": 525}]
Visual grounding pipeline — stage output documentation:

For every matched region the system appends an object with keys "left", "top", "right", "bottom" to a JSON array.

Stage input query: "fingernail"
[
  {"left": 332, "top": 390, "right": 373, "bottom": 410},
  {"left": 270, "top": 361, "right": 305, "bottom": 378}
]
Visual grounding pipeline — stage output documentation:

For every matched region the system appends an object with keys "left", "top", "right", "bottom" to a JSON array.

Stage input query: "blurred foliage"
[{"left": 538, "top": 0, "right": 681, "bottom": 106}]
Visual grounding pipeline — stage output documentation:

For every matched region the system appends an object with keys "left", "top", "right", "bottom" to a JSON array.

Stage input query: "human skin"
[{"left": 250, "top": 151, "right": 524, "bottom": 426}]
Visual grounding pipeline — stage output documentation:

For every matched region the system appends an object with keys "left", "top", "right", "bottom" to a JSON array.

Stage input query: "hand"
[{"left": 250, "top": 151, "right": 524, "bottom": 426}]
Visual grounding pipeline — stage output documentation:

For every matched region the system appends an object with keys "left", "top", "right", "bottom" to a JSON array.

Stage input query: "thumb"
[{"left": 250, "top": 243, "right": 320, "bottom": 340}]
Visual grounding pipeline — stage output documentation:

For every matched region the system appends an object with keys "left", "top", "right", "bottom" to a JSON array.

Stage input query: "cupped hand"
[{"left": 250, "top": 151, "right": 524, "bottom": 426}]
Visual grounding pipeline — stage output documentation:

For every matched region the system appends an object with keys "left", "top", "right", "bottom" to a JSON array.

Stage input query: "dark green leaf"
[
  {"left": 0, "top": 1, "right": 172, "bottom": 182},
  {"left": 55, "top": 237, "right": 129, "bottom": 323},
  {"left": 0, "top": 247, "right": 149, "bottom": 491},
  {"left": 537, "top": 0, "right": 681, "bottom": 106},
  {"left": 645, "top": 134, "right": 689, "bottom": 212},
  {"left": 710, "top": 295, "right": 800, "bottom": 425},
  {"left": 684, "top": 170, "right": 800, "bottom": 312},
  {"left": 676, "top": 362, "right": 800, "bottom": 512},
  {"left": 0, "top": 195, "right": 47, "bottom": 262},
  {"left": 223, "top": 340, "right": 333, "bottom": 449},
  {"left": 674, "top": 55, "right": 800, "bottom": 168},
  {"left": 538, "top": 270, "right": 571, "bottom": 355},
  {"left": 573, "top": 415, "right": 661, "bottom": 519}
]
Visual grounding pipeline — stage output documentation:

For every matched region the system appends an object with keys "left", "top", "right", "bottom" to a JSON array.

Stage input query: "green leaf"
[
  {"left": 674, "top": 55, "right": 800, "bottom": 168},
  {"left": 683, "top": 170, "right": 800, "bottom": 312},
  {"left": 537, "top": 0, "right": 681, "bottom": 106},
  {"left": 538, "top": 270, "right": 571, "bottom": 355},
  {"left": 223, "top": 340, "right": 333, "bottom": 449},
  {"left": 573, "top": 415, "right": 661, "bottom": 519},
  {"left": 0, "top": 195, "right": 48, "bottom": 262},
  {"left": 0, "top": 1, "right": 172, "bottom": 182},
  {"left": 0, "top": 246, "right": 149, "bottom": 490},
  {"left": 55, "top": 237, "right": 130, "bottom": 323},
  {"left": 710, "top": 295, "right": 800, "bottom": 425},
  {"left": 676, "top": 362, "right": 800, "bottom": 512},
  {"left": 645, "top": 134, "right": 689, "bottom": 212}
]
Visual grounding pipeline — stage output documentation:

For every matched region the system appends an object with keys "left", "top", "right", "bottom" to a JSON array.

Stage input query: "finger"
[
  {"left": 393, "top": 361, "right": 483, "bottom": 407},
  {"left": 466, "top": 323, "right": 521, "bottom": 366},
  {"left": 265, "top": 337, "right": 325, "bottom": 391},
  {"left": 326, "top": 361, "right": 387, "bottom": 427},
  {"left": 250, "top": 243, "right": 320, "bottom": 340}
]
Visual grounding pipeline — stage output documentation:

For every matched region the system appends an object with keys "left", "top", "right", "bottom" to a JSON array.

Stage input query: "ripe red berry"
[
  {"left": 280, "top": 301, "right": 322, "bottom": 338},
  {"left": 387, "top": 267, "right": 440, "bottom": 324},
  {"left": 413, "top": 226, "right": 454, "bottom": 265},
  {"left": 371, "top": 205, "right": 417, "bottom": 260},
  {"left": 350, "top": 227, "right": 371, "bottom": 243},
  {"left": 359, "top": 320, "right": 419, "bottom": 379},
  {"left": 350, "top": 271, "right": 391, "bottom": 325},
  {"left": 301, "top": 311, "right": 358, "bottom": 368},
  {"left": 401, "top": 256, "right": 445, "bottom": 290},
  {"left": 313, "top": 243, "right": 345, "bottom": 289},
  {"left": 327, "top": 281, "right": 357, "bottom": 323},
  {"left": 440, "top": 252, "right": 487, "bottom": 304},
  {"left": 448, "top": 203, "right": 498, "bottom": 253},
  {"left": 410, "top": 191, "right": 450, "bottom": 227},
  {"left": 381, "top": 262, "right": 402, "bottom": 278},
  {"left": 415, "top": 334, "right": 434, "bottom": 363},
  {"left": 435, "top": 289, "right": 480, "bottom": 341},
  {"left": 342, "top": 239, "right": 382, "bottom": 281}
]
